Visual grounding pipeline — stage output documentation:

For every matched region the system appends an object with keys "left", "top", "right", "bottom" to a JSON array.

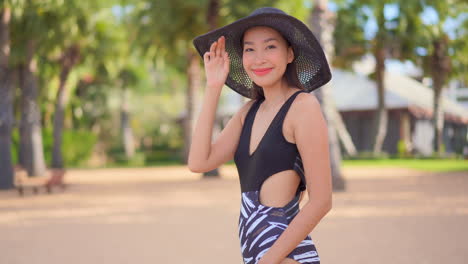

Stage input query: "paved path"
[{"left": 0, "top": 166, "right": 467, "bottom": 264}]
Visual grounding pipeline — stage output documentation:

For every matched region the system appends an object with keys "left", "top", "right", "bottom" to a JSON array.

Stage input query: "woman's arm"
[
  {"left": 187, "top": 35, "right": 228, "bottom": 172},
  {"left": 187, "top": 87, "right": 222, "bottom": 172},
  {"left": 188, "top": 95, "right": 254, "bottom": 173},
  {"left": 259, "top": 92, "right": 333, "bottom": 264},
  {"left": 187, "top": 36, "right": 257, "bottom": 173}
]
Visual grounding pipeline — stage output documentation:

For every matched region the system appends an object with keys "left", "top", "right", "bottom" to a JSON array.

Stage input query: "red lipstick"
[{"left": 252, "top": 68, "right": 272, "bottom": 76}]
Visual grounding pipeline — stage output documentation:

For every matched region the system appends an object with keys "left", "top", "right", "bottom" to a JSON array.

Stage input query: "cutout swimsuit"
[{"left": 234, "top": 90, "right": 320, "bottom": 264}]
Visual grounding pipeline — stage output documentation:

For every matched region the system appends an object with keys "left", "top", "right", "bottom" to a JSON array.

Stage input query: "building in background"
[
  {"left": 209, "top": 62, "right": 468, "bottom": 157},
  {"left": 446, "top": 80, "right": 468, "bottom": 109},
  {"left": 331, "top": 69, "right": 468, "bottom": 156}
]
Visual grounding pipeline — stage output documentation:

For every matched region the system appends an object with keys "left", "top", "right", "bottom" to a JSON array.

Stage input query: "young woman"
[{"left": 189, "top": 7, "right": 333, "bottom": 264}]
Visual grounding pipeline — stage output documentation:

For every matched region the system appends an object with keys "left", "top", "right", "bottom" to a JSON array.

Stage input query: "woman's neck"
[{"left": 260, "top": 78, "right": 296, "bottom": 110}]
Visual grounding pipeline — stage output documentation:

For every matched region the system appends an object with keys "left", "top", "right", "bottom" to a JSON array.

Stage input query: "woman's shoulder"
[
  {"left": 295, "top": 90, "right": 319, "bottom": 105},
  {"left": 290, "top": 91, "right": 323, "bottom": 122},
  {"left": 237, "top": 99, "right": 256, "bottom": 126}
]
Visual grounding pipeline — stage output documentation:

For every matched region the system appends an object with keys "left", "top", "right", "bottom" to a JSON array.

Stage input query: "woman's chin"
[{"left": 252, "top": 78, "right": 278, "bottom": 88}]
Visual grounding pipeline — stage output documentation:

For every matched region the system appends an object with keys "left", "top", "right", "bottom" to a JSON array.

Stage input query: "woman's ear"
[{"left": 287, "top": 46, "right": 294, "bottom": 64}]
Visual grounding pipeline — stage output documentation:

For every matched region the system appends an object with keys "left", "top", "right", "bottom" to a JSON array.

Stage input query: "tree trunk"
[
  {"left": 309, "top": 0, "right": 358, "bottom": 161},
  {"left": 207, "top": 0, "right": 220, "bottom": 30},
  {"left": 372, "top": 43, "right": 388, "bottom": 155},
  {"left": 332, "top": 108, "right": 357, "bottom": 156},
  {"left": 0, "top": 7, "right": 14, "bottom": 189},
  {"left": 203, "top": 0, "right": 221, "bottom": 177},
  {"left": 52, "top": 44, "right": 80, "bottom": 168},
  {"left": 310, "top": 0, "right": 346, "bottom": 191},
  {"left": 19, "top": 39, "right": 46, "bottom": 177},
  {"left": 18, "top": 65, "right": 27, "bottom": 167},
  {"left": 121, "top": 87, "right": 135, "bottom": 159},
  {"left": 372, "top": 6, "right": 388, "bottom": 156},
  {"left": 431, "top": 36, "right": 450, "bottom": 156},
  {"left": 183, "top": 49, "right": 202, "bottom": 163}
]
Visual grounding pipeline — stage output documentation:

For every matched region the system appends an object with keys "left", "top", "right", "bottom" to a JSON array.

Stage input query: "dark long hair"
[{"left": 241, "top": 28, "right": 305, "bottom": 100}]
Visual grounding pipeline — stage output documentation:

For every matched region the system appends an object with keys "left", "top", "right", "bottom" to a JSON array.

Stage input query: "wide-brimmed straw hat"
[{"left": 192, "top": 7, "right": 331, "bottom": 98}]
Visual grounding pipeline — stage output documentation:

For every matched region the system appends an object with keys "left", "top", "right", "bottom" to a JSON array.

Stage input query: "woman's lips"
[{"left": 252, "top": 68, "right": 272, "bottom": 76}]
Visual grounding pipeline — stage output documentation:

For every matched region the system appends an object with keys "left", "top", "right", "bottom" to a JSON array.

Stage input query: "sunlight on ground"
[{"left": 1, "top": 165, "right": 467, "bottom": 227}]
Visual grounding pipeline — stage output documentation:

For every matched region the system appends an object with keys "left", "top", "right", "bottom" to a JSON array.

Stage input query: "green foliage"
[
  {"left": 342, "top": 157, "right": 468, "bottom": 172},
  {"left": 7, "top": 0, "right": 467, "bottom": 170},
  {"left": 333, "top": 1, "right": 368, "bottom": 69},
  {"left": 110, "top": 150, "right": 146, "bottom": 167},
  {"left": 10, "top": 128, "right": 97, "bottom": 167},
  {"left": 274, "top": 0, "right": 309, "bottom": 22},
  {"left": 10, "top": 130, "right": 19, "bottom": 164},
  {"left": 397, "top": 139, "right": 413, "bottom": 158},
  {"left": 448, "top": 9, "right": 468, "bottom": 83},
  {"left": 106, "top": 115, "right": 184, "bottom": 167},
  {"left": 223, "top": 0, "right": 277, "bottom": 23},
  {"left": 43, "top": 128, "right": 98, "bottom": 167},
  {"left": 344, "top": 151, "right": 390, "bottom": 160},
  {"left": 62, "top": 129, "right": 98, "bottom": 166}
]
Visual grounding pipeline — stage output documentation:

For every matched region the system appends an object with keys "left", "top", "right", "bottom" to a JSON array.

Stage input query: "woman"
[{"left": 188, "top": 7, "right": 333, "bottom": 264}]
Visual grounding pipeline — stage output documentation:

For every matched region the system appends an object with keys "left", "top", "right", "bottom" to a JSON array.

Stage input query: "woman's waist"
[{"left": 239, "top": 190, "right": 300, "bottom": 219}]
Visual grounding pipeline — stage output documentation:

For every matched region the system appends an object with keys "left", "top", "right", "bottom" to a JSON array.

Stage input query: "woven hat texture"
[{"left": 193, "top": 7, "right": 331, "bottom": 98}]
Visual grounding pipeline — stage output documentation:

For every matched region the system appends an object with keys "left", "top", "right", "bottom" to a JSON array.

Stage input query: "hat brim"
[{"left": 193, "top": 12, "right": 332, "bottom": 98}]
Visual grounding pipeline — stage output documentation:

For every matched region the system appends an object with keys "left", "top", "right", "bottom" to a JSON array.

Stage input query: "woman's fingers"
[
  {"left": 223, "top": 51, "right": 230, "bottom": 71},
  {"left": 210, "top": 40, "right": 217, "bottom": 58},
  {"left": 216, "top": 37, "right": 223, "bottom": 57},
  {"left": 218, "top": 36, "right": 226, "bottom": 58},
  {"left": 205, "top": 36, "right": 228, "bottom": 65},
  {"left": 203, "top": 51, "right": 210, "bottom": 62},
  {"left": 223, "top": 50, "right": 229, "bottom": 62},
  {"left": 203, "top": 36, "right": 230, "bottom": 88},
  {"left": 219, "top": 36, "right": 225, "bottom": 55},
  {"left": 210, "top": 36, "right": 226, "bottom": 59}
]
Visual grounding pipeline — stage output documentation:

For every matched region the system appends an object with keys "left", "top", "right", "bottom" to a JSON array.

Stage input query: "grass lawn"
[
  {"left": 342, "top": 158, "right": 468, "bottom": 172},
  {"left": 73, "top": 158, "right": 467, "bottom": 173}
]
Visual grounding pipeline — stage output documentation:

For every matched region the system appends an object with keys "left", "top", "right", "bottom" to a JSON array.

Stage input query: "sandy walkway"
[{"left": 0, "top": 165, "right": 467, "bottom": 264}]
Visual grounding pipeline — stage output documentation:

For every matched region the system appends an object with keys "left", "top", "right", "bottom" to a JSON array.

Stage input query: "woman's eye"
[
  {"left": 267, "top": 45, "right": 276, "bottom": 49},
  {"left": 244, "top": 48, "right": 253, "bottom": 52}
]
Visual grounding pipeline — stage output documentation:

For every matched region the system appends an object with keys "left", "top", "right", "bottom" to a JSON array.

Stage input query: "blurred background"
[
  {"left": 0, "top": 0, "right": 467, "bottom": 263},
  {"left": 0, "top": 0, "right": 467, "bottom": 178}
]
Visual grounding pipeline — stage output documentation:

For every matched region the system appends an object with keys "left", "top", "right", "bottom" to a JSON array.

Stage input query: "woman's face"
[{"left": 242, "top": 26, "right": 294, "bottom": 88}]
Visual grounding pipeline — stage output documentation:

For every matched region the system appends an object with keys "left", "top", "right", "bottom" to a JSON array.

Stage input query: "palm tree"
[
  {"left": 370, "top": 3, "right": 389, "bottom": 155},
  {"left": 0, "top": 4, "right": 14, "bottom": 189},
  {"left": 118, "top": 67, "right": 139, "bottom": 159},
  {"left": 397, "top": 0, "right": 467, "bottom": 155},
  {"left": 132, "top": 0, "right": 277, "bottom": 166},
  {"left": 11, "top": 0, "right": 49, "bottom": 176},
  {"left": 17, "top": 33, "right": 47, "bottom": 176},
  {"left": 430, "top": 34, "right": 451, "bottom": 155},
  {"left": 52, "top": 43, "right": 81, "bottom": 168},
  {"left": 132, "top": 0, "right": 206, "bottom": 164},
  {"left": 50, "top": 1, "right": 115, "bottom": 168},
  {"left": 334, "top": 0, "right": 409, "bottom": 156},
  {"left": 418, "top": 0, "right": 465, "bottom": 155},
  {"left": 309, "top": 0, "right": 346, "bottom": 191}
]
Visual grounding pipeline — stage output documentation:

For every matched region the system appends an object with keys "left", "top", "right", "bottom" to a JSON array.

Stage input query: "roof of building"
[
  {"left": 212, "top": 68, "right": 468, "bottom": 124},
  {"left": 331, "top": 69, "right": 468, "bottom": 124}
]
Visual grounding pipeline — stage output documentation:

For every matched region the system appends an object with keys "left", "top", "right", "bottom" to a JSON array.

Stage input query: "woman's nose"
[{"left": 253, "top": 51, "right": 267, "bottom": 64}]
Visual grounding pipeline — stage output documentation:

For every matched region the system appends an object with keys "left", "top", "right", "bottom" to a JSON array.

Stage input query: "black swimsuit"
[{"left": 234, "top": 90, "right": 320, "bottom": 264}]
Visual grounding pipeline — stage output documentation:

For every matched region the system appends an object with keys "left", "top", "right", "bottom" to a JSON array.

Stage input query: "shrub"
[{"left": 11, "top": 128, "right": 97, "bottom": 167}]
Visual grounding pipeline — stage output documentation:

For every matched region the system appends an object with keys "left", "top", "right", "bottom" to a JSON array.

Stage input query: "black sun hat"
[{"left": 192, "top": 7, "right": 332, "bottom": 99}]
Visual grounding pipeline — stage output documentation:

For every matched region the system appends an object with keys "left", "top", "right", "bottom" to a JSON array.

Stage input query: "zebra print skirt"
[{"left": 238, "top": 191, "right": 320, "bottom": 264}]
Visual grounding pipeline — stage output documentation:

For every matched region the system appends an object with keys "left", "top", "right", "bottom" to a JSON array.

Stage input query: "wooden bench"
[
  {"left": 44, "top": 168, "right": 67, "bottom": 193},
  {"left": 14, "top": 165, "right": 67, "bottom": 196}
]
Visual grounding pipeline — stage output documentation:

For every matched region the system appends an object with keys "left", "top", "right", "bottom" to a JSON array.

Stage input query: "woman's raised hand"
[{"left": 203, "top": 36, "right": 230, "bottom": 91}]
